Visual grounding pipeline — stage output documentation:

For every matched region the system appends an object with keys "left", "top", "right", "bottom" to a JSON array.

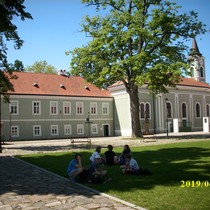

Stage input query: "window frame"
[
  {"left": 10, "top": 100, "right": 19, "bottom": 115},
  {"left": 50, "top": 101, "right": 58, "bottom": 115}
]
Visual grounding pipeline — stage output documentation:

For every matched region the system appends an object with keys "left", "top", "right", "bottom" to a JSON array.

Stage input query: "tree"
[
  {"left": 26, "top": 60, "right": 58, "bottom": 74},
  {"left": 0, "top": 0, "right": 32, "bottom": 99},
  {"left": 70, "top": 0, "right": 206, "bottom": 137},
  {"left": 70, "top": 0, "right": 207, "bottom": 137},
  {"left": 8, "top": 59, "right": 25, "bottom": 72}
]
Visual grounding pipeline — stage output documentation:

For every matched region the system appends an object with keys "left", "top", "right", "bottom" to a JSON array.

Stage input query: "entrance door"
[{"left": 103, "top": 125, "right": 109, "bottom": 137}]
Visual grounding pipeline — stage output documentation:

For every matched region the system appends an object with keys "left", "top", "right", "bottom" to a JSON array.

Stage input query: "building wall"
[
  {"left": 112, "top": 92, "right": 131, "bottom": 136},
  {"left": 1, "top": 95, "right": 114, "bottom": 140},
  {"left": 109, "top": 85, "right": 210, "bottom": 136}
]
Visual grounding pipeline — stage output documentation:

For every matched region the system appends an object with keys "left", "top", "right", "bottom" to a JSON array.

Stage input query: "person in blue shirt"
[{"left": 67, "top": 153, "right": 83, "bottom": 182}]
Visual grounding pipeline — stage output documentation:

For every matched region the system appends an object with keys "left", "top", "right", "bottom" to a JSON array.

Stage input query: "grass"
[{"left": 17, "top": 140, "right": 210, "bottom": 210}]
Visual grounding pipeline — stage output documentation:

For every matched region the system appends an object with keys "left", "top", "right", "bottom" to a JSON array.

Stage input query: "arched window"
[
  {"left": 166, "top": 102, "right": 172, "bottom": 118},
  {"left": 145, "top": 103, "right": 150, "bottom": 119},
  {"left": 195, "top": 103, "right": 201, "bottom": 118},
  {"left": 200, "top": 67, "right": 204, "bottom": 77},
  {"left": 206, "top": 104, "right": 210, "bottom": 117},
  {"left": 182, "top": 103, "right": 187, "bottom": 118},
  {"left": 190, "top": 67, "right": 194, "bottom": 77},
  {"left": 140, "top": 102, "right": 151, "bottom": 119},
  {"left": 140, "top": 103, "right": 145, "bottom": 119}
]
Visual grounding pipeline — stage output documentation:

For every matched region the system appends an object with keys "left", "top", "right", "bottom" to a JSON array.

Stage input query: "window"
[
  {"left": 10, "top": 100, "right": 18, "bottom": 115},
  {"left": 182, "top": 103, "right": 187, "bottom": 118},
  {"left": 145, "top": 103, "right": 150, "bottom": 119},
  {"left": 140, "top": 102, "right": 150, "bottom": 119},
  {"left": 32, "top": 101, "right": 41, "bottom": 115},
  {"left": 50, "top": 101, "right": 58, "bottom": 115},
  {"left": 51, "top": 125, "right": 58, "bottom": 135},
  {"left": 77, "top": 124, "right": 84, "bottom": 135},
  {"left": 166, "top": 102, "right": 172, "bottom": 118},
  {"left": 195, "top": 103, "right": 201, "bottom": 118},
  {"left": 102, "top": 103, "right": 109, "bottom": 115},
  {"left": 33, "top": 125, "right": 41, "bottom": 136},
  {"left": 91, "top": 124, "right": 98, "bottom": 134},
  {"left": 76, "top": 102, "right": 83, "bottom": 115},
  {"left": 200, "top": 67, "right": 204, "bottom": 77},
  {"left": 11, "top": 126, "right": 19, "bottom": 137},
  {"left": 206, "top": 104, "right": 210, "bottom": 117},
  {"left": 90, "top": 102, "right": 97, "bottom": 115},
  {"left": 64, "top": 124, "right": 72, "bottom": 135},
  {"left": 140, "top": 103, "right": 145, "bottom": 119},
  {"left": 63, "top": 102, "right": 71, "bottom": 115}
]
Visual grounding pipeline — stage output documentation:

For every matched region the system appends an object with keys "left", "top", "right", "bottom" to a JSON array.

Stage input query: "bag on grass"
[
  {"left": 136, "top": 168, "right": 152, "bottom": 176},
  {"left": 89, "top": 174, "right": 104, "bottom": 184}
]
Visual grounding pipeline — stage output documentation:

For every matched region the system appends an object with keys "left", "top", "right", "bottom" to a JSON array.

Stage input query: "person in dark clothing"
[
  {"left": 119, "top": 145, "right": 132, "bottom": 165},
  {"left": 104, "top": 145, "right": 118, "bottom": 165}
]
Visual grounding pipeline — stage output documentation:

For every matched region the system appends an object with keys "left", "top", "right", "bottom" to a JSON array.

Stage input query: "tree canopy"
[
  {"left": 0, "top": 0, "right": 32, "bottom": 99},
  {"left": 8, "top": 59, "right": 25, "bottom": 72},
  {"left": 26, "top": 60, "right": 58, "bottom": 74},
  {"left": 70, "top": 0, "right": 207, "bottom": 137}
]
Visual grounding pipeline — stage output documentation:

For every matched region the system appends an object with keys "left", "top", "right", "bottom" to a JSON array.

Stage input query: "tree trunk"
[{"left": 126, "top": 83, "right": 143, "bottom": 138}]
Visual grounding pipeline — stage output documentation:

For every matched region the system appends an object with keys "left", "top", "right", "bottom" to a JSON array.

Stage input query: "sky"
[{"left": 6, "top": 0, "right": 210, "bottom": 82}]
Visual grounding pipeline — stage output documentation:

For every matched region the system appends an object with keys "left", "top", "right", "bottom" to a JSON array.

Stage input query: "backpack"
[{"left": 136, "top": 168, "right": 152, "bottom": 176}]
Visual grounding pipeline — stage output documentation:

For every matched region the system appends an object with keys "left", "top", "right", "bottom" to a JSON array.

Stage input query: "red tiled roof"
[
  {"left": 178, "top": 77, "right": 210, "bottom": 88},
  {"left": 109, "top": 77, "right": 210, "bottom": 89},
  {"left": 8, "top": 72, "right": 111, "bottom": 98}
]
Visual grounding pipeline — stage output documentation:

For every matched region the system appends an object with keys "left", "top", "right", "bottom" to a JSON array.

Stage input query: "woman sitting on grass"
[{"left": 119, "top": 144, "right": 132, "bottom": 165}]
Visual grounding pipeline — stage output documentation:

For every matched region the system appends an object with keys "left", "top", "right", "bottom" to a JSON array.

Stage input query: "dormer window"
[
  {"left": 33, "top": 82, "right": 39, "bottom": 88},
  {"left": 85, "top": 86, "right": 90, "bottom": 91},
  {"left": 60, "top": 84, "right": 65, "bottom": 89}
]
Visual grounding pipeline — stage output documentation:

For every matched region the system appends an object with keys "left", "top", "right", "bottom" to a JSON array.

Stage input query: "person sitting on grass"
[
  {"left": 67, "top": 153, "right": 83, "bottom": 182},
  {"left": 89, "top": 146, "right": 104, "bottom": 163},
  {"left": 88, "top": 155, "right": 107, "bottom": 183},
  {"left": 119, "top": 144, "right": 132, "bottom": 165},
  {"left": 120, "top": 154, "right": 140, "bottom": 175},
  {"left": 104, "top": 144, "right": 118, "bottom": 165}
]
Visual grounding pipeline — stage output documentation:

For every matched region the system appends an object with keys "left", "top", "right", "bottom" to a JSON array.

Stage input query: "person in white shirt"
[
  {"left": 120, "top": 154, "right": 139, "bottom": 174},
  {"left": 89, "top": 146, "right": 102, "bottom": 163}
]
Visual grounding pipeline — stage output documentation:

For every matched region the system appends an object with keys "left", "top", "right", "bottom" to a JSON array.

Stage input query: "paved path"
[{"left": 0, "top": 133, "right": 209, "bottom": 210}]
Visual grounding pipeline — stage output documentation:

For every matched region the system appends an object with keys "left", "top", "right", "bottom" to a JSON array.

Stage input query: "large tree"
[
  {"left": 26, "top": 60, "right": 58, "bottom": 74},
  {"left": 0, "top": 0, "right": 32, "bottom": 98},
  {"left": 70, "top": 0, "right": 207, "bottom": 137}
]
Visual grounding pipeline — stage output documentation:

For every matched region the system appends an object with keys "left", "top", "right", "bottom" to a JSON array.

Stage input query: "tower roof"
[{"left": 189, "top": 37, "right": 202, "bottom": 56}]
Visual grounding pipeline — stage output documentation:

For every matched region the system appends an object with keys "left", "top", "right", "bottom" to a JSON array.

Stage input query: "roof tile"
[{"left": 8, "top": 72, "right": 111, "bottom": 98}]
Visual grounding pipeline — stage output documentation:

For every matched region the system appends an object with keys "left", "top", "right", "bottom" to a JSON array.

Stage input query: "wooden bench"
[{"left": 70, "top": 138, "right": 91, "bottom": 146}]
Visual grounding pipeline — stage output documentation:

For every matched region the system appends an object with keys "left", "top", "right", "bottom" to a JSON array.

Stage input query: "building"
[
  {"left": 108, "top": 38, "right": 210, "bottom": 136},
  {"left": 1, "top": 38, "right": 209, "bottom": 140},
  {"left": 1, "top": 71, "right": 114, "bottom": 140}
]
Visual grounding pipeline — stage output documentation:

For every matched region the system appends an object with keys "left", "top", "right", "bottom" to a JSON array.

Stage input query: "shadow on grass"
[{"left": 18, "top": 143, "right": 210, "bottom": 192}]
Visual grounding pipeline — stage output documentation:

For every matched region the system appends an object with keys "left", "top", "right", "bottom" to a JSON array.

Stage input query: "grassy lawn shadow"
[{"left": 18, "top": 141, "right": 210, "bottom": 209}]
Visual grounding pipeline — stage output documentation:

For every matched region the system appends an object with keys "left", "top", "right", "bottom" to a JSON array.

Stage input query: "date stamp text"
[{"left": 180, "top": 180, "right": 209, "bottom": 188}]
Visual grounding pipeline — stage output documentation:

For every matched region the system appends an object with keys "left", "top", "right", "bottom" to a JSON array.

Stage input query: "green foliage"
[
  {"left": 0, "top": 0, "right": 32, "bottom": 101},
  {"left": 70, "top": 0, "right": 207, "bottom": 137},
  {"left": 8, "top": 59, "right": 25, "bottom": 72},
  {"left": 18, "top": 140, "right": 210, "bottom": 210},
  {"left": 71, "top": 0, "right": 206, "bottom": 92},
  {"left": 26, "top": 60, "right": 58, "bottom": 74}
]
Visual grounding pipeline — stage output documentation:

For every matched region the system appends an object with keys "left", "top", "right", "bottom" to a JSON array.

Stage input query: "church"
[
  {"left": 108, "top": 38, "right": 210, "bottom": 136},
  {"left": 1, "top": 38, "right": 210, "bottom": 141}
]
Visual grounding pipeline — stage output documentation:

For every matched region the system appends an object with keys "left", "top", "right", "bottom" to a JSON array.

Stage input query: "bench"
[{"left": 70, "top": 138, "right": 91, "bottom": 146}]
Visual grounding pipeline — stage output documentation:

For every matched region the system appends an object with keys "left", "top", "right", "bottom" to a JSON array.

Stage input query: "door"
[{"left": 103, "top": 124, "right": 109, "bottom": 137}]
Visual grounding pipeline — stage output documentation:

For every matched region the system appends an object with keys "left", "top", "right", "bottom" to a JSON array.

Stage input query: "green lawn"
[{"left": 17, "top": 140, "right": 210, "bottom": 210}]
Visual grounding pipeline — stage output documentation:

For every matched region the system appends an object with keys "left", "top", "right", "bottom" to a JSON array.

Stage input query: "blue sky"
[{"left": 7, "top": 0, "right": 210, "bottom": 82}]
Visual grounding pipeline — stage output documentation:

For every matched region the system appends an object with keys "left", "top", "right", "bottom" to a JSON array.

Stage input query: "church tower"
[{"left": 188, "top": 37, "right": 206, "bottom": 82}]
